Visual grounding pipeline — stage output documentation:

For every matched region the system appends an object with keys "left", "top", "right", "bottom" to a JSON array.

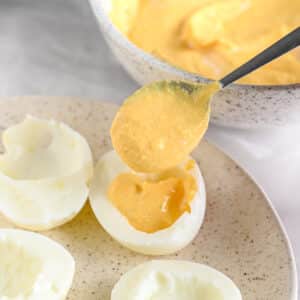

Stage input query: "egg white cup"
[
  {"left": 0, "top": 116, "right": 93, "bottom": 231},
  {"left": 111, "top": 260, "right": 242, "bottom": 300},
  {"left": 89, "top": 150, "right": 206, "bottom": 255},
  {"left": 0, "top": 228, "right": 75, "bottom": 299}
]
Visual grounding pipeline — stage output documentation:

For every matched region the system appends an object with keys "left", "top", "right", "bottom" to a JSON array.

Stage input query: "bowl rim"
[{"left": 88, "top": 0, "right": 300, "bottom": 91}]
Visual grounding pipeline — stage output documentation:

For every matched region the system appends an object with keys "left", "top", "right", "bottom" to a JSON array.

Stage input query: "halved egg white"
[
  {"left": 112, "top": 260, "right": 242, "bottom": 300},
  {"left": 0, "top": 116, "right": 93, "bottom": 230},
  {"left": 0, "top": 229, "right": 75, "bottom": 300},
  {"left": 89, "top": 150, "right": 206, "bottom": 255}
]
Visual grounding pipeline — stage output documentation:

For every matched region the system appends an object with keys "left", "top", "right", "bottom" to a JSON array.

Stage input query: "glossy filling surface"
[
  {"left": 108, "top": 164, "right": 197, "bottom": 233},
  {"left": 111, "top": 0, "right": 300, "bottom": 85}
]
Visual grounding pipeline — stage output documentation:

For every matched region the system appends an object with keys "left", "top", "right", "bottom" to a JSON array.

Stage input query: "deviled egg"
[
  {"left": 111, "top": 260, "right": 242, "bottom": 300},
  {"left": 0, "top": 116, "right": 93, "bottom": 230},
  {"left": 89, "top": 150, "right": 206, "bottom": 255},
  {"left": 0, "top": 229, "right": 75, "bottom": 300}
]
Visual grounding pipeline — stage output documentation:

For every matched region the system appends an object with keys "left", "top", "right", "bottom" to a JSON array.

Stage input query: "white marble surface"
[{"left": 1, "top": 0, "right": 299, "bottom": 292}]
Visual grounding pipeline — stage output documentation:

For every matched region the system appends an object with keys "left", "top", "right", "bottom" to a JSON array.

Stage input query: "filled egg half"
[{"left": 89, "top": 150, "right": 206, "bottom": 255}]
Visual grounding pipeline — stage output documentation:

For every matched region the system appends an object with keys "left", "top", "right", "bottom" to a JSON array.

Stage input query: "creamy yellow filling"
[
  {"left": 111, "top": 0, "right": 300, "bottom": 85},
  {"left": 111, "top": 81, "right": 219, "bottom": 173},
  {"left": 108, "top": 164, "right": 197, "bottom": 233}
]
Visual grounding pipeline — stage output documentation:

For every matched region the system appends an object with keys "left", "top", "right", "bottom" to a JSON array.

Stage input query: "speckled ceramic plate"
[{"left": 0, "top": 97, "right": 297, "bottom": 300}]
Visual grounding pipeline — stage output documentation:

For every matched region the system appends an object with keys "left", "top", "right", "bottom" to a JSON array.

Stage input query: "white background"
[{"left": 1, "top": 0, "right": 299, "bottom": 292}]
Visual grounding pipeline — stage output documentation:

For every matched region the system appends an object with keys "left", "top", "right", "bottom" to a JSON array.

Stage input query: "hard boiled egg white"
[
  {"left": 112, "top": 260, "right": 242, "bottom": 300},
  {"left": 0, "top": 116, "right": 93, "bottom": 230},
  {"left": 89, "top": 150, "right": 206, "bottom": 255},
  {"left": 0, "top": 229, "right": 75, "bottom": 300}
]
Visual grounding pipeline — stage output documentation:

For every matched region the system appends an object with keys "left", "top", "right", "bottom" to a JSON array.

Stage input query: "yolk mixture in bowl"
[{"left": 110, "top": 0, "right": 300, "bottom": 85}]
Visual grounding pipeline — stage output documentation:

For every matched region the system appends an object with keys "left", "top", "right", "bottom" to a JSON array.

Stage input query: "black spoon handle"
[{"left": 220, "top": 27, "right": 300, "bottom": 87}]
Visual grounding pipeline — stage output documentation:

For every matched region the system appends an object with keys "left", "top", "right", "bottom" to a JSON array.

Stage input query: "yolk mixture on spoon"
[
  {"left": 108, "top": 163, "right": 197, "bottom": 233},
  {"left": 110, "top": 0, "right": 300, "bottom": 85},
  {"left": 111, "top": 81, "right": 219, "bottom": 173}
]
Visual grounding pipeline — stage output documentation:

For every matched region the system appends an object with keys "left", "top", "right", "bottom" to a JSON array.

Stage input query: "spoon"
[
  {"left": 220, "top": 26, "right": 300, "bottom": 87},
  {"left": 111, "top": 27, "right": 300, "bottom": 173}
]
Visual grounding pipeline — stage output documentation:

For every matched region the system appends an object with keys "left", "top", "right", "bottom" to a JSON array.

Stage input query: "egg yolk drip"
[
  {"left": 111, "top": 0, "right": 300, "bottom": 85},
  {"left": 111, "top": 81, "right": 219, "bottom": 173},
  {"left": 108, "top": 164, "right": 197, "bottom": 233}
]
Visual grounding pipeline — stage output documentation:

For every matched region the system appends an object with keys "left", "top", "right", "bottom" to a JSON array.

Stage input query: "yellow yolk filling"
[
  {"left": 108, "top": 164, "right": 198, "bottom": 233},
  {"left": 110, "top": 0, "right": 139, "bottom": 35},
  {"left": 111, "top": 81, "right": 220, "bottom": 173},
  {"left": 111, "top": 0, "right": 300, "bottom": 85}
]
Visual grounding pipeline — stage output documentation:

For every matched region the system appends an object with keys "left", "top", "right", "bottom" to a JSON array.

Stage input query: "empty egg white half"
[
  {"left": 111, "top": 260, "right": 242, "bottom": 300},
  {"left": 0, "top": 116, "right": 93, "bottom": 230},
  {"left": 89, "top": 150, "right": 206, "bottom": 255},
  {"left": 0, "top": 228, "right": 75, "bottom": 300}
]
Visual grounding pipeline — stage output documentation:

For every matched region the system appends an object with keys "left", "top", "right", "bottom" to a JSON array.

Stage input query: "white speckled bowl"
[{"left": 88, "top": 0, "right": 300, "bottom": 128}]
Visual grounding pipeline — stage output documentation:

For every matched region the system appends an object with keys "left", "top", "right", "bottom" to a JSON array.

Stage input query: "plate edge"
[{"left": 206, "top": 137, "right": 298, "bottom": 300}]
